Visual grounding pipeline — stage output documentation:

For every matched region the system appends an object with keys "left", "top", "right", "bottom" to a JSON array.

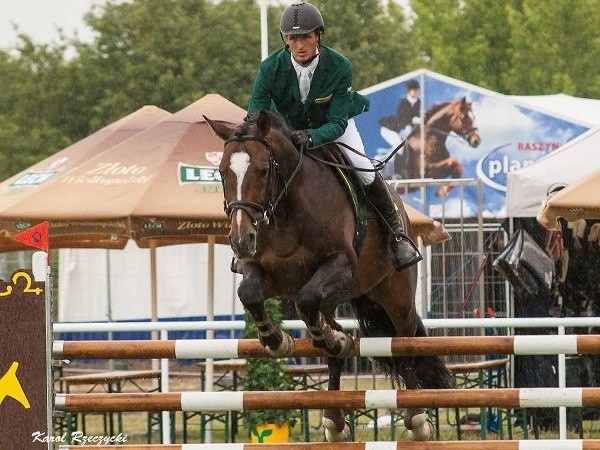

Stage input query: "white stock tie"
[{"left": 299, "top": 67, "right": 311, "bottom": 104}]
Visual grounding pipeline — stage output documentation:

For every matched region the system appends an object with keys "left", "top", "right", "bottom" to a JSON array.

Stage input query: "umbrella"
[
  {"left": 0, "top": 94, "right": 244, "bottom": 249},
  {"left": 0, "top": 105, "right": 171, "bottom": 251},
  {"left": 537, "top": 168, "right": 600, "bottom": 230}
]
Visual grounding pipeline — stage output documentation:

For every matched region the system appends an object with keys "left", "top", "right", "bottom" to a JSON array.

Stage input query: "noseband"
[{"left": 222, "top": 134, "right": 303, "bottom": 226}]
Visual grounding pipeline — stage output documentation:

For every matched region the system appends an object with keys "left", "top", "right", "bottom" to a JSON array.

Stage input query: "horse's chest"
[
  {"left": 259, "top": 251, "right": 318, "bottom": 294},
  {"left": 425, "top": 137, "right": 449, "bottom": 160}
]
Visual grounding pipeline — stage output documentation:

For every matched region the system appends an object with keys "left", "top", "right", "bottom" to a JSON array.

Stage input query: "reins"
[
  {"left": 222, "top": 134, "right": 304, "bottom": 225},
  {"left": 304, "top": 139, "right": 405, "bottom": 172}
]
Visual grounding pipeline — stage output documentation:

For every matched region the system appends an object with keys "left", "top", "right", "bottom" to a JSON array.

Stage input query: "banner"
[{"left": 356, "top": 69, "right": 590, "bottom": 218}]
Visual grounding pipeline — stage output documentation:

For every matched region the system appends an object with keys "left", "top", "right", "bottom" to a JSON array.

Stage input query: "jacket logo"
[{"left": 314, "top": 94, "right": 333, "bottom": 104}]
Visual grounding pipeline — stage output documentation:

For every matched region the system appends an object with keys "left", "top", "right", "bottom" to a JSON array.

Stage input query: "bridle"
[{"left": 221, "top": 134, "right": 303, "bottom": 226}]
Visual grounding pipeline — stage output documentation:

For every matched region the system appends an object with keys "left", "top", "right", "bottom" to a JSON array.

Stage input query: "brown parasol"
[
  {"left": 0, "top": 94, "right": 245, "bottom": 250},
  {"left": 537, "top": 168, "right": 600, "bottom": 230},
  {"left": 0, "top": 105, "right": 171, "bottom": 250}
]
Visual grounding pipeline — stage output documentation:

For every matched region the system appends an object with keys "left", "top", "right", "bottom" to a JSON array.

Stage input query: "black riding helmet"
[
  {"left": 280, "top": 2, "right": 325, "bottom": 36},
  {"left": 406, "top": 79, "right": 420, "bottom": 91}
]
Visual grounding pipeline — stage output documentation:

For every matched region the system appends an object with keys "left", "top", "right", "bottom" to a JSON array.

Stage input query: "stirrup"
[{"left": 392, "top": 234, "right": 423, "bottom": 271}]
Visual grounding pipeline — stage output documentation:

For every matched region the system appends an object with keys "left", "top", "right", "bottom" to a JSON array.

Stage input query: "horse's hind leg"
[
  {"left": 322, "top": 356, "right": 351, "bottom": 442},
  {"left": 237, "top": 262, "right": 294, "bottom": 357}
]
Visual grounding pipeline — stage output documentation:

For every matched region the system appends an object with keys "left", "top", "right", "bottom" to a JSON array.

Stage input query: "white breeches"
[{"left": 336, "top": 118, "right": 375, "bottom": 185}]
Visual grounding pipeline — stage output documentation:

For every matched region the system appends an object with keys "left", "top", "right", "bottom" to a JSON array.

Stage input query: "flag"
[{"left": 13, "top": 221, "right": 49, "bottom": 253}]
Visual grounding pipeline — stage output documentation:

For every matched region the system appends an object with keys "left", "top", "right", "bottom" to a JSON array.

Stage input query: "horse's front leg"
[
  {"left": 295, "top": 253, "right": 354, "bottom": 358},
  {"left": 237, "top": 262, "right": 294, "bottom": 357}
]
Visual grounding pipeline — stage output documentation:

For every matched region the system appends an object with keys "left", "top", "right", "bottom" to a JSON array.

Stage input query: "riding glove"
[{"left": 291, "top": 130, "right": 312, "bottom": 149}]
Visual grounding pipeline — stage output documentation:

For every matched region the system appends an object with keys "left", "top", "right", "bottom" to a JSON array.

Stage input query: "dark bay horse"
[
  {"left": 206, "top": 111, "right": 453, "bottom": 442},
  {"left": 399, "top": 97, "right": 481, "bottom": 197}
]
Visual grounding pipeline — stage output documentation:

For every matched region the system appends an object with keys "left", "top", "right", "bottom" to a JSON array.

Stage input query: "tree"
[
  {"left": 0, "top": 40, "right": 83, "bottom": 179},
  {"left": 3, "top": 0, "right": 600, "bottom": 183},
  {"left": 503, "top": 0, "right": 600, "bottom": 97},
  {"left": 313, "top": 0, "right": 415, "bottom": 89},
  {"left": 410, "top": 0, "right": 515, "bottom": 92}
]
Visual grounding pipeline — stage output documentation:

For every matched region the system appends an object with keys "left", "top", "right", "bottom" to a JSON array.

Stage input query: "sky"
[{"left": 0, "top": 0, "right": 111, "bottom": 50}]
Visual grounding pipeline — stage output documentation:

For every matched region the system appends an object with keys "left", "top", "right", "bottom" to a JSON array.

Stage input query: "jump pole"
[
  {"left": 53, "top": 334, "right": 600, "bottom": 360},
  {"left": 56, "top": 440, "right": 600, "bottom": 449},
  {"left": 55, "top": 387, "right": 600, "bottom": 413}
]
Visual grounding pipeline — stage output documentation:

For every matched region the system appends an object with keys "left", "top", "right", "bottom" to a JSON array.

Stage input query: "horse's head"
[
  {"left": 205, "top": 110, "right": 283, "bottom": 259},
  {"left": 449, "top": 97, "right": 481, "bottom": 148},
  {"left": 427, "top": 97, "right": 481, "bottom": 149}
]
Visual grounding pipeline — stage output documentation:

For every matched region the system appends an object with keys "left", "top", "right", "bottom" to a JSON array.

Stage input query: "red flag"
[{"left": 13, "top": 221, "right": 49, "bottom": 253}]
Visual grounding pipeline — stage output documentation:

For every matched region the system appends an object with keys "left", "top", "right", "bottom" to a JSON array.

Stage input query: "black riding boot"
[{"left": 364, "top": 175, "right": 422, "bottom": 271}]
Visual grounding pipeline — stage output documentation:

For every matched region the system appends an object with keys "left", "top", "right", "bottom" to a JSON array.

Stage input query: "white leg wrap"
[
  {"left": 407, "top": 412, "right": 434, "bottom": 441},
  {"left": 322, "top": 417, "right": 351, "bottom": 442},
  {"left": 265, "top": 331, "right": 294, "bottom": 357}
]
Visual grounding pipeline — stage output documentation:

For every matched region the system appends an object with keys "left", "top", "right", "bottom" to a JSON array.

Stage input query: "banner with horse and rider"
[{"left": 355, "top": 69, "right": 593, "bottom": 219}]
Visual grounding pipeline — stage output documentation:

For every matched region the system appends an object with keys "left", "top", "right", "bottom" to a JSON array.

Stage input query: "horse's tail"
[{"left": 350, "top": 296, "right": 455, "bottom": 390}]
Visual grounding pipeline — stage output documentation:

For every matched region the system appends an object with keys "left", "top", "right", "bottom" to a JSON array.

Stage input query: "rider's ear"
[{"left": 256, "top": 110, "right": 271, "bottom": 137}]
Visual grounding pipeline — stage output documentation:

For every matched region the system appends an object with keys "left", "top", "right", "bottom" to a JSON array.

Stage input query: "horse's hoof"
[
  {"left": 322, "top": 417, "right": 351, "bottom": 442},
  {"left": 435, "top": 186, "right": 452, "bottom": 197},
  {"left": 407, "top": 412, "right": 434, "bottom": 441},
  {"left": 265, "top": 331, "right": 294, "bottom": 357}
]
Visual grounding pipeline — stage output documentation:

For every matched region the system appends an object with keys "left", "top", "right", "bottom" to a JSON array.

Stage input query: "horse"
[
  {"left": 395, "top": 97, "right": 481, "bottom": 197},
  {"left": 206, "top": 110, "right": 454, "bottom": 442}
]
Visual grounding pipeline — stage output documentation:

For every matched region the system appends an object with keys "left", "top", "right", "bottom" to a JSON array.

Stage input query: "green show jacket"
[{"left": 248, "top": 46, "right": 369, "bottom": 146}]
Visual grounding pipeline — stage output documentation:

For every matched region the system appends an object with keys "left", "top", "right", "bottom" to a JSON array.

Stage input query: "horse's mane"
[
  {"left": 424, "top": 101, "right": 453, "bottom": 123},
  {"left": 237, "top": 110, "right": 293, "bottom": 141}
]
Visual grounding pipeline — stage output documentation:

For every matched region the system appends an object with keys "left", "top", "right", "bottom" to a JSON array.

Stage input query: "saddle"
[{"left": 320, "top": 146, "right": 379, "bottom": 255}]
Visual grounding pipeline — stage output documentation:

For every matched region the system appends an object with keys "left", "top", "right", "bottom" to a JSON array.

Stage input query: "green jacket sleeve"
[{"left": 248, "top": 64, "right": 273, "bottom": 114}]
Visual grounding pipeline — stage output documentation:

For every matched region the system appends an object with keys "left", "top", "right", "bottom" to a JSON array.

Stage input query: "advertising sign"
[{"left": 355, "top": 70, "right": 590, "bottom": 218}]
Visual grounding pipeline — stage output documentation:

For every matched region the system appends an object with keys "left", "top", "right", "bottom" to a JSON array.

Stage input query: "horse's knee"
[
  {"left": 237, "top": 277, "right": 263, "bottom": 309},
  {"left": 295, "top": 288, "right": 321, "bottom": 317}
]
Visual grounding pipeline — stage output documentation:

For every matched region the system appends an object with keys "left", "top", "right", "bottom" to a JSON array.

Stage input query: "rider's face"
[{"left": 285, "top": 32, "right": 320, "bottom": 65}]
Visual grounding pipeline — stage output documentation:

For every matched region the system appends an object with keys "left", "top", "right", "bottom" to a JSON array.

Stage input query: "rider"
[
  {"left": 247, "top": 1, "right": 421, "bottom": 271},
  {"left": 397, "top": 79, "right": 422, "bottom": 140}
]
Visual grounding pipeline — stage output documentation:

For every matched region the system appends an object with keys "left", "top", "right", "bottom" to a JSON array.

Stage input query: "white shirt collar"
[
  {"left": 291, "top": 52, "right": 320, "bottom": 77},
  {"left": 406, "top": 93, "right": 419, "bottom": 106}
]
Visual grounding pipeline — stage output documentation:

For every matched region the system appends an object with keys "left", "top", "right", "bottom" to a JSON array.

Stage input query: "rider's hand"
[{"left": 291, "top": 130, "right": 312, "bottom": 148}]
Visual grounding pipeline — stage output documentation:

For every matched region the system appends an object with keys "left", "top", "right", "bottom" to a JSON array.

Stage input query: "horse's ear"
[
  {"left": 203, "top": 115, "right": 234, "bottom": 141},
  {"left": 255, "top": 110, "right": 271, "bottom": 138},
  {"left": 460, "top": 97, "right": 472, "bottom": 111}
]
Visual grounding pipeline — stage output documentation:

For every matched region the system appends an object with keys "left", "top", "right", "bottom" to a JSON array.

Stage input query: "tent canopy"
[
  {"left": 509, "top": 94, "right": 600, "bottom": 127},
  {"left": 506, "top": 125, "right": 600, "bottom": 217}
]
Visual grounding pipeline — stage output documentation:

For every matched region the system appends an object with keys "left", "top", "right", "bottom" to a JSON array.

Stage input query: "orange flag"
[{"left": 13, "top": 221, "right": 49, "bottom": 253}]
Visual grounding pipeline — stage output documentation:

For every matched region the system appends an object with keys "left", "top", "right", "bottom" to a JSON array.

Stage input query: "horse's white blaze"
[{"left": 229, "top": 151, "right": 250, "bottom": 227}]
